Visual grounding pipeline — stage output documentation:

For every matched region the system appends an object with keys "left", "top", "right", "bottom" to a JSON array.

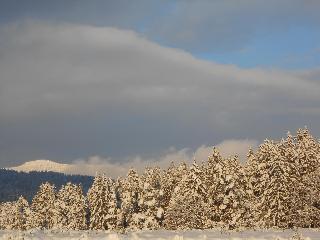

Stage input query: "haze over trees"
[{"left": 0, "top": 128, "right": 320, "bottom": 231}]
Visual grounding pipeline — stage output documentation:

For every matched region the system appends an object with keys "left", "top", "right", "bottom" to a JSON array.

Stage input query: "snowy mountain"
[
  {"left": 10, "top": 160, "right": 72, "bottom": 174},
  {"left": 8, "top": 159, "right": 111, "bottom": 176}
]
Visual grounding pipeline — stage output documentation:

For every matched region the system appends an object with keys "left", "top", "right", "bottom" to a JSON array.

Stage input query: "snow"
[
  {"left": 9, "top": 160, "right": 71, "bottom": 174},
  {"left": 0, "top": 229, "right": 319, "bottom": 240}
]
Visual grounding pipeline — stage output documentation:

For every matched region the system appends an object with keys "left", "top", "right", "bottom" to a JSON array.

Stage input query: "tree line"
[{"left": 0, "top": 128, "right": 319, "bottom": 231}]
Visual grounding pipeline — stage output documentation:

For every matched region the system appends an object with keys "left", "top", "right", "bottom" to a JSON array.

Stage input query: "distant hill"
[
  {"left": 0, "top": 168, "right": 94, "bottom": 203},
  {"left": 8, "top": 159, "right": 110, "bottom": 176},
  {"left": 9, "top": 159, "right": 76, "bottom": 174}
]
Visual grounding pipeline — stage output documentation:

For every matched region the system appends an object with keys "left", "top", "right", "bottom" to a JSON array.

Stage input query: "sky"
[{"left": 0, "top": 0, "right": 320, "bottom": 174}]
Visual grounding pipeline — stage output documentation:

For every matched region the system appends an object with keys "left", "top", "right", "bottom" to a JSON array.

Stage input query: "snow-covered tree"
[
  {"left": 87, "top": 174, "right": 118, "bottom": 230},
  {"left": 112, "top": 177, "right": 125, "bottom": 232},
  {"left": 0, "top": 202, "right": 16, "bottom": 230},
  {"left": 227, "top": 155, "right": 252, "bottom": 228},
  {"left": 10, "top": 196, "right": 31, "bottom": 230},
  {"left": 165, "top": 161, "right": 209, "bottom": 230},
  {"left": 138, "top": 167, "right": 163, "bottom": 229},
  {"left": 88, "top": 174, "right": 106, "bottom": 230},
  {"left": 161, "top": 162, "right": 188, "bottom": 211},
  {"left": 290, "top": 129, "right": 320, "bottom": 227},
  {"left": 204, "top": 148, "right": 250, "bottom": 229},
  {"left": 295, "top": 128, "right": 320, "bottom": 175},
  {"left": 248, "top": 138, "right": 302, "bottom": 228},
  {"left": 53, "top": 183, "right": 87, "bottom": 230},
  {"left": 308, "top": 166, "right": 320, "bottom": 205},
  {"left": 27, "top": 182, "right": 56, "bottom": 229},
  {"left": 298, "top": 164, "right": 320, "bottom": 227},
  {"left": 247, "top": 129, "right": 320, "bottom": 228},
  {"left": 121, "top": 168, "right": 141, "bottom": 229}
]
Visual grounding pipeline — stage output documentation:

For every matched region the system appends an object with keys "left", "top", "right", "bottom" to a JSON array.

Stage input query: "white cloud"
[
  {"left": 68, "top": 139, "right": 258, "bottom": 177},
  {"left": 70, "top": 148, "right": 191, "bottom": 177},
  {"left": 216, "top": 139, "right": 258, "bottom": 161}
]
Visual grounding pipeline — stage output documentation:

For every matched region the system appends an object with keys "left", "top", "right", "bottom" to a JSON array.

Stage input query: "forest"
[
  {"left": 0, "top": 169, "right": 93, "bottom": 202},
  {"left": 0, "top": 128, "right": 319, "bottom": 231}
]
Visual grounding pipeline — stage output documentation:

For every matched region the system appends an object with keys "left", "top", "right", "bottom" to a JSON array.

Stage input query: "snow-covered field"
[{"left": 0, "top": 229, "right": 319, "bottom": 240}]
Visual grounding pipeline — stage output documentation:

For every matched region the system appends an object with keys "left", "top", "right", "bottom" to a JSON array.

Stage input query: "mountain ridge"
[{"left": 9, "top": 159, "right": 73, "bottom": 174}]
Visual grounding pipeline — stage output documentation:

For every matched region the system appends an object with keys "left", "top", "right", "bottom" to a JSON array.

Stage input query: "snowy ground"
[{"left": 0, "top": 229, "right": 319, "bottom": 240}]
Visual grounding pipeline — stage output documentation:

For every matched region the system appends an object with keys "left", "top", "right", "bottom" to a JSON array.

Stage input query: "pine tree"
[
  {"left": 114, "top": 177, "right": 126, "bottom": 232},
  {"left": 204, "top": 148, "right": 249, "bottom": 229},
  {"left": 293, "top": 129, "right": 320, "bottom": 227},
  {"left": 248, "top": 139, "right": 302, "bottom": 228},
  {"left": 161, "top": 162, "right": 188, "bottom": 212},
  {"left": 27, "top": 182, "right": 56, "bottom": 229},
  {"left": 139, "top": 167, "right": 163, "bottom": 229},
  {"left": 105, "top": 179, "right": 119, "bottom": 231},
  {"left": 121, "top": 168, "right": 141, "bottom": 229},
  {"left": 11, "top": 196, "right": 31, "bottom": 230},
  {"left": 226, "top": 155, "right": 252, "bottom": 228},
  {"left": 87, "top": 174, "right": 118, "bottom": 230},
  {"left": 53, "top": 183, "right": 87, "bottom": 230},
  {"left": 164, "top": 161, "right": 209, "bottom": 230},
  {"left": 87, "top": 174, "right": 106, "bottom": 230},
  {"left": 0, "top": 202, "right": 16, "bottom": 230},
  {"left": 247, "top": 129, "right": 320, "bottom": 228},
  {"left": 295, "top": 128, "right": 320, "bottom": 175},
  {"left": 301, "top": 167, "right": 320, "bottom": 227}
]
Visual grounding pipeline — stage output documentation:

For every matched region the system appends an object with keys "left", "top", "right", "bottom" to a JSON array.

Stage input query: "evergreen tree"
[
  {"left": 53, "top": 183, "right": 87, "bottom": 230},
  {"left": 27, "top": 182, "right": 56, "bottom": 229},
  {"left": 301, "top": 167, "right": 320, "bottom": 227},
  {"left": 11, "top": 196, "right": 31, "bottom": 230},
  {"left": 161, "top": 162, "right": 188, "bottom": 212},
  {"left": 87, "top": 174, "right": 118, "bottom": 230},
  {"left": 139, "top": 167, "right": 163, "bottom": 229},
  {"left": 121, "top": 168, "right": 141, "bottom": 229},
  {"left": 205, "top": 148, "right": 249, "bottom": 229},
  {"left": 247, "top": 129, "right": 320, "bottom": 228},
  {"left": 165, "top": 161, "right": 209, "bottom": 230},
  {"left": 295, "top": 128, "right": 320, "bottom": 175},
  {"left": 114, "top": 177, "right": 126, "bottom": 232},
  {"left": 248, "top": 139, "right": 301, "bottom": 228},
  {"left": 0, "top": 202, "right": 16, "bottom": 230},
  {"left": 293, "top": 129, "right": 320, "bottom": 227}
]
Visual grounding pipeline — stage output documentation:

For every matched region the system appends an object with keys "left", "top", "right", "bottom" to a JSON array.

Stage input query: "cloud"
[
  {"left": 147, "top": 0, "right": 320, "bottom": 52},
  {"left": 0, "top": 21, "right": 320, "bottom": 166},
  {"left": 216, "top": 139, "right": 258, "bottom": 161},
  {"left": 70, "top": 149, "right": 191, "bottom": 177},
  {"left": 1, "top": 1, "right": 320, "bottom": 53},
  {"left": 68, "top": 139, "right": 258, "bottom": 177}
]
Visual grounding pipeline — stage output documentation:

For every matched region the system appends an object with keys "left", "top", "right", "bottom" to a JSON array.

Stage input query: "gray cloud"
[
  {"left": 0, "top": 21, "right": 320, "bottom": 167},
  {"left": 0, "top": 1, "right": 320, "bottom": 53}
]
